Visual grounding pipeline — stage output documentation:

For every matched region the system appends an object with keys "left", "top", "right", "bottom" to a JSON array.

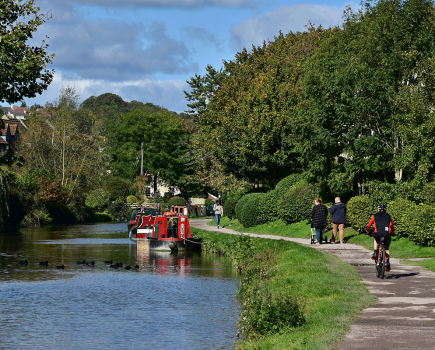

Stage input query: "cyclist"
[{"left": 367, "top": 203, "right": 395, "bottom": 271}]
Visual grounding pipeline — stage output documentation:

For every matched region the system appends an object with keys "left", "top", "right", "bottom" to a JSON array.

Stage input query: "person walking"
[
  {"left": 213, "top": 199, "right": 223, "bottom": 229},
  {"left": 311, "top": 198, "right": 329, "bottom": 244},
  {"left": 329, "top": 197, "right": 347, "bottom": 244}
]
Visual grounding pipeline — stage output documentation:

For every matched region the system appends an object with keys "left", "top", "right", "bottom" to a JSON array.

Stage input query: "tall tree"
[
  {"left": 107, "top": 107, "right": 189, "bottom": 193},
  {"left": 303, "top": 0, "right": 435, "bottom": 188},
  {"left": 0, "top": 0, "right": 54, "bottom": 104}
]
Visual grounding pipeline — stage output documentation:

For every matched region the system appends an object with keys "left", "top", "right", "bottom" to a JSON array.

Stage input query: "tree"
[
  {"left": 16, "top": 87, "right": 106, "bottom": 204},
  {"left": 106, "top": 107, "right": 189, "bottom": 193},
  {"left": 0, "top": 0, "right": 55, "bottom": 104},
  {"left": 191, "top": 28, "right": 332, "bottom": 186},
  {"left": 302, "top": 0, "right": 435, "bottom": 189}
]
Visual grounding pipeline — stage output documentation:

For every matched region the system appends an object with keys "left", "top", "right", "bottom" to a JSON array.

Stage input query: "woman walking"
[
  {"left": 311, "top": 198, "right": 328, "bottom": 244},
  {"left": 213, "top": 199, "right": 223, "bottom": 229}
]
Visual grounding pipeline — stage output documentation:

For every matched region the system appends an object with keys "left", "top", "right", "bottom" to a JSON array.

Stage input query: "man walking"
[{"left": 329, "top": 197, "right": 347, "bottom": 244}]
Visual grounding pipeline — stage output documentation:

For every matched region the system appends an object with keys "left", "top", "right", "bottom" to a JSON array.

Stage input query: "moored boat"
[{"left": 129, "top": 211, "right": 195, "bottom": 252}]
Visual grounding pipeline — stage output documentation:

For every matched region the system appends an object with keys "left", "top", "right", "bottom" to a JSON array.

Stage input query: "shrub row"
[
  {"left": 232, "top": 175, "right": 321, "bottom": 227},
  {"left": 347, "top": 195, "right": 435, "bottom": 246}
]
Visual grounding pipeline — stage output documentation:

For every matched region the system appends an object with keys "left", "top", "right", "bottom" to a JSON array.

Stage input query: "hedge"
[
  {"left": 257, "top": 174, "right": 305, "bottom": 224},
  {"left": 347, "top": 196, "right": 375, "bottom": 234},
  {"left": 278, "top": 181, "right": 321, "bottom": 224},
  {"left": 239, "top": 193, "right": 265, "bottom": 228},
  {"left": 387, "top": 199, "right": 415, "bottom": 239},
  {"left": 224, "top": 189, "right": 249, "bottom": 220},
  {"left": 168, "top": 196, "right": 186, "bottom": 206}
]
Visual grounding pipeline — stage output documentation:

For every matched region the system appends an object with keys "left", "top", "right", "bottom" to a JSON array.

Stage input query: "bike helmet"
[{"left": 377, "top": 203, "right": 387, "bottom": 211}]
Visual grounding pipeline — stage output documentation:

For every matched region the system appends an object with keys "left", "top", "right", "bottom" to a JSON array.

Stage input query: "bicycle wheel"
[
  {"left": 380, "top": 249, "right": 386, "bottom": 279},
  {"left": 376, "top": 255, "right": 381, "bottom": 278}
]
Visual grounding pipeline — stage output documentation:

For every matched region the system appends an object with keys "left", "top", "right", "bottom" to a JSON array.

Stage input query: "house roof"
[{"left": 0, "top": 137, "right": 8, "bottom": 145}]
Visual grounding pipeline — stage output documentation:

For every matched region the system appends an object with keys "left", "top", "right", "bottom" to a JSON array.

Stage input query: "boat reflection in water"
[{"left": 135, "top": 240, "right": 191, "bottom": 275}]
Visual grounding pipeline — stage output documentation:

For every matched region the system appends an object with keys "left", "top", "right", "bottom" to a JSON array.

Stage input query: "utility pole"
[{"left": 140, "top": 142, "right": 144, "bottom": 176}]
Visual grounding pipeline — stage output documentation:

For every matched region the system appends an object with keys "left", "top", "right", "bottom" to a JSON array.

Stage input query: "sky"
[{"left": 20, "top": 0, "right": 360, "bottom": 113}]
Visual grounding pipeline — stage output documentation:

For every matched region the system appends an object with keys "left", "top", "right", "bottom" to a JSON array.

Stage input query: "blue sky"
[{"left": 22, "top": 0, "right": 360, "bottom": 112}]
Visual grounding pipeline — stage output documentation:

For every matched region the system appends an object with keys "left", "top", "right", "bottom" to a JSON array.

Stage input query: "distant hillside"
[{"left": 81, "top": 93, "right": 174, "bottom": 116}]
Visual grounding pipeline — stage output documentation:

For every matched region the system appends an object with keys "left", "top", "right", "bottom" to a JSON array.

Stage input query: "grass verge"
[
  {"left": 211, "top": 217, "right": 435, "bottom": 270},
  {"left": 192, "top": 227, "right": 375, "bottom": 350}
]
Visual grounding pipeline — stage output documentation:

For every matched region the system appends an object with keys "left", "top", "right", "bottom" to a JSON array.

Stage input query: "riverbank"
[
  {"left": 194, "top": 218, "right": 435, "bottom": 349},
  {"left": 191, "top": 223, "right": 375, "bottom": 349}
]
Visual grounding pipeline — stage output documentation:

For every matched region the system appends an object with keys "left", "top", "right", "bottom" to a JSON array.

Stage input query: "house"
[{"left": 0, "top": 106, "right": 30, "bottom": 152}]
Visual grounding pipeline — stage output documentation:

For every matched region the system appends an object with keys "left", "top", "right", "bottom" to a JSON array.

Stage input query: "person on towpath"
[
  {"left": 329, "top": 197, "right": 347, "bottom": 244},
  {"left": 213, "top": 199, "right": 223, "bottom": 229},
  {"left": 311, "top": 198, "right": 329, "bottom": 245},
  {"left": 367, "top": 203, "right": 395, "bottom": 272}
]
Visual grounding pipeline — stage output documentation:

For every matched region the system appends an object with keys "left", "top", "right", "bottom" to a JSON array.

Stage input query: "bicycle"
[{"left": 375, "top": 236, "right": 388, "bottom": 279}]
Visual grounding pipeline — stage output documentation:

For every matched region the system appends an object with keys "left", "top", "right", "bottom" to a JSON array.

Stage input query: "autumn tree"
[
  {"left": 191, "top": 28, "right": 334, "bottom": 186},
  {"left": 17, "top": 87, "right": 106, "bottom": 204}
]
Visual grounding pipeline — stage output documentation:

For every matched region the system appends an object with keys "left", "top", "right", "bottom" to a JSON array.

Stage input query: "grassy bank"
[
  {"left": 192, "top": 227, "right": 375, "bottom": 350},
  {"left": 211, "top": 217, "right": 435, "bottom": 270}
]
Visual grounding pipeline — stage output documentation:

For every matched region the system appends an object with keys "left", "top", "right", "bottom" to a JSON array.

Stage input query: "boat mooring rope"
[{"left": 183, "top": 238, "right": 207, "bottom": 244}]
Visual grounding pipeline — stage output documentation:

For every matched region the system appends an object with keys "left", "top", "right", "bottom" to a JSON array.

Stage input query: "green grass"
[
  {"left": 192, "top": 227, "right": 375, "bottom": 350},
  {"left": 212, "top": 217, "right": 435, "bottom": 270}
]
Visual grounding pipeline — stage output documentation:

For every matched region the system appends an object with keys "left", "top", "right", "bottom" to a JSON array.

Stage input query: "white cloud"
[
  {"left": 230, "top": 3, "right": 359, "bottom": 49},
  {"left": 26, "top": 72, "right": 189, "bottom": 113}
]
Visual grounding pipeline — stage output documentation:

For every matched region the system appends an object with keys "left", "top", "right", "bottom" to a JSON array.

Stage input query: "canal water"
[{"left": 0, "top": 222, "right": 240, "bottom": 350}]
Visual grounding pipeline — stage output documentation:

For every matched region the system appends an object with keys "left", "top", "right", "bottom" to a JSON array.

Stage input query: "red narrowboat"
[{"left": 129, "top": 211, "right": 195, "bottom": 251}]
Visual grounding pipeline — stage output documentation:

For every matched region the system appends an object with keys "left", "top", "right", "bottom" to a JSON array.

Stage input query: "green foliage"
[
  {"left": 126, "top": 195, "right": 139, "bottom": 204},
  {"left": 347, "top": 196, "right": 376, "bottom": 234},
  {"left": 408, "top": 204, "right": 435, "bottom": 246},
  {"left": 204, "top": 198, "right": 214, "bottom": 206},
  {"left": 20, "top": 209, "right": 52, "bottom": 227},
  {"left": 0, "top": 0, "right": 54, "bottom": 104},
  {"left": 258, "top": 173, "right": 304, "bottom": 224},
  {"left": 235, "top": 193, "right": 253, "bottom": 222},
  {"left": 107, "top": 198, "right": 127, "bottom": 221},
  {"left": 388, "top": 199, "right": 416, "bottom": 239},
  {"left": 278, "top": 182, "right": 320, "bottom": 224},
  {"left": 85, "top": 189, "right": 111, "bottom": 210},
  {"left": 239, "top": 284, "right": 305, "bottom": 338},
  {"left": 224, "top": 189, "right": 248, "bottom": 220},
  {"left": 239, "top": 193, "right": 265, "bottom": 228},
  {"left": 94, "top": 212, "right": 112, "bottom": 222},
  {"left": 168, "top": 196, "right": 186, "bottom": 206},
  {"left": 106, "top": 107, "right": 189, "bottom": 188}
]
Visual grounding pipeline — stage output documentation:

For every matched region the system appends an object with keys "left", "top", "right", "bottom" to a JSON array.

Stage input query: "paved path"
[{"left": 190, "top": 219, "right": 435, "bottom": 350}]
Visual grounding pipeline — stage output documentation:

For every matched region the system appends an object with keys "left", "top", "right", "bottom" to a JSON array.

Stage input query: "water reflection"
[{"left": 0, "top": 222, "right": 240, "bottom": 350}]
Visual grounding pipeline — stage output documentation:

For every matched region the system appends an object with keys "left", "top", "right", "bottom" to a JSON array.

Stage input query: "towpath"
[{"left": 190, "top": 219, "right": 435, "bottom": 350}]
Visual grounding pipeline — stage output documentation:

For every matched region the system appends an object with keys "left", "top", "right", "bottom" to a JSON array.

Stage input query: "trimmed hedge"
[
  {"left": 408, "top": 204, "right": 435, "bottom": 246},
  {"left": 257, "top": 174, "right": 305, "bottom": 224},
  {"left": 168, "top": 196, "right": 186, "bottom": 206},
  {"left": 387, "top": 199, "right": 415, "bottom": 239},
  {"left": 224, "top": 189, "right": 248, "bottom": 220},
  {"left": 235, "top": 193, "right": 254, "bottom": 222},
  {"left": 278, "top": 181, "right": 321, "bottom": 224},
  {"left": 347, "top": 196, "right": 375, "bottom": 234},
  {"left": 239, "top": 193, "right": 265, "bottom": 228}
]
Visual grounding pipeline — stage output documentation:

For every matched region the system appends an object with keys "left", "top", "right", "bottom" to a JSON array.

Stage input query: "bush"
[
  {"left": 387, "top": 199, "right": 416, "bottom": 239},
  {"left": 239, "top": 284, "right": 305, "bottom": 338},
  {"left": 20, "top": 209, "right": 52, "bottom": 227},
  {"left": 224, "top": 189, "right": 248, "bottom": 220},
  {"left": 204, "top": 198, "right": 214, "bottom": 206},
  {"left": 239, "top": 193, "right": 265, "bottom": 228},
  {"left": 94, "top": 212, "right": 113, "bottom": 222},
  {"left": 278, "top": 181, "right": 321, "bottom": 224},
  {"left": 347, "top": 196, "right": 375, "bottom": 234},
  {"left": 126, "top": 195, "right": 139, "bottom": 204},
  {"left": 408, "top": 204, "right": 435, "bottom": 246},
  {"left": 257, "top": 174, "right": 305, "bottom": 224},
  {"left": 168, "top": 196, "right": 186, "bottom": 206},
  {"left": 235, "top": 193, "right": 253, "bottom": 222}
]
